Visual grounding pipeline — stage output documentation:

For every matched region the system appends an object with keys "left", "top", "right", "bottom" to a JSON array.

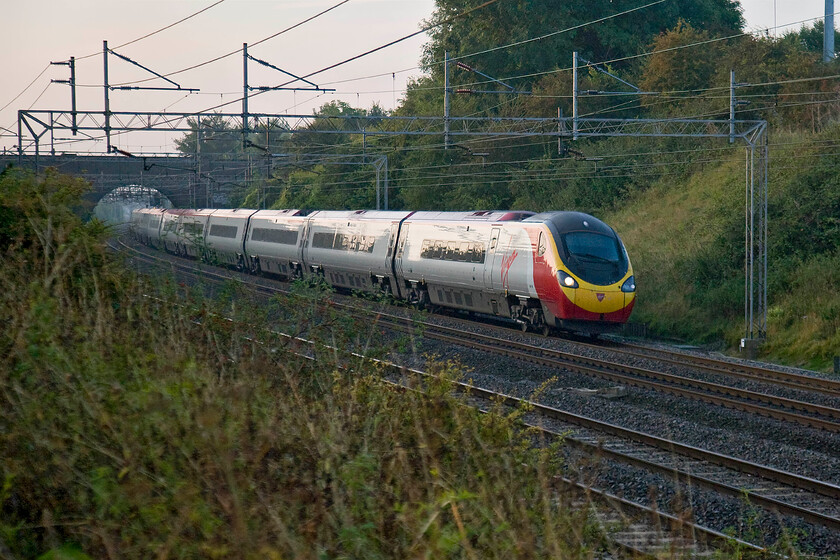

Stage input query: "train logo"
[{"left": 500, "top": 250, "right": 518, "bottom": 289}]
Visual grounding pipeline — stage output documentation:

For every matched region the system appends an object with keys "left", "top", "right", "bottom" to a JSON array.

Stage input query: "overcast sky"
[{"left": 1, "top": 0, "right": 833, "bottom": 154}]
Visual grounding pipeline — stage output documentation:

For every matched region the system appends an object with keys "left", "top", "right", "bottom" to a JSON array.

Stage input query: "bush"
[{"left": 1, "top": 170, "right": 599, "bottom": 558}]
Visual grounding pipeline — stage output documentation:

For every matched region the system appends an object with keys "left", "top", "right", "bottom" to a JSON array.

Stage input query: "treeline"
[{"left": 175, "top": 0, "right": 840, "bottom": 215}]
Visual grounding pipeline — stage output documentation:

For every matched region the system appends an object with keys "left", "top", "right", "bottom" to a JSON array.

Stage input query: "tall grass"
[
  {"left": 606, "top": 128, "right": 840, "bottom": 370},
  {"left": 1, "top": 169, "right": 606, "bottom": 557}
]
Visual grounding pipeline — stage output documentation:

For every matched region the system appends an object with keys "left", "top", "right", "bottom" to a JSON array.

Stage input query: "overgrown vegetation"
[
  {"left": 1, "top": 168, "right": 614, "bottom": 558},
  {"left": 606, "top": 127, "right": 840, "bottom": 369},
  {"left": 175, "top": 2, "right": 840, "bottom": 367}
]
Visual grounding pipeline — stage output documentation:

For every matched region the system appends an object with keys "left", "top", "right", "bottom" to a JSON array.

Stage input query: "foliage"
[
  {"left": 606, "top": 128, "right": 840, "bottom": 368},
  {"left": 1, "top": 170, "right": 608, "bottom": 558},
  {"left": 639, "top": 21, "right": 723, "bottom": 98},
  {"left": 421, "top": 0, "right": 743, "bottom": 86},
  {"left": 163, "top": 4, "right": 840, "bottom": 366},
  {"left": 174, "top": 114, "right": 244, "bottom": 158}
]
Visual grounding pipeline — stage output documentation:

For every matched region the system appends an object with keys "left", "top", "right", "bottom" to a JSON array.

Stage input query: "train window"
[
  {"left": 538, "top": 232, "right": 546, "bottom": 257},
  {"left": 182, "top": 222, "right": 204, "bottom": 236},
  {"left": 313, "top": 231, "right": 335, "bottom": 249},
  {"left": 446, "top": 241, "right": 457, "bottom": 259},
  {"left": 419, "top": 239, "right": 486, "bottom": 264},
  {"left": 209, "top": 224, "right": 238, "bottom": 238},
  {"left": 420, "top": 239, "right": 431, "bottom": 258},
  {"left": 474, "top": 244, "right": 485, "bottom": 263},
  {"left": 564, "top": 232, "right": 620, "bottom": 263},
  {"left": 251, "top": 228, "right": 297, "bottom": 245}
]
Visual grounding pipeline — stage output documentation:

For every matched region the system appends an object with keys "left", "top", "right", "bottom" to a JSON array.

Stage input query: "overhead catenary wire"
[
  {"left": 74, "top": 0, "right": 230, "bottom": 62},
  {"left": 109, "top": 0, "right": 352, "bottom": 87},
  {"left": 10, "top": 3, "right": 840, "bottom": 158},
  {"left": 40, "top": 0, "right": 508, "bottom": 149}
]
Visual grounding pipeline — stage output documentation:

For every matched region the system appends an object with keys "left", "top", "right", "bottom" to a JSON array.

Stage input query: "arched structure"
[{"left": 0, "top": 154, "right": 251, "bottom": 208}]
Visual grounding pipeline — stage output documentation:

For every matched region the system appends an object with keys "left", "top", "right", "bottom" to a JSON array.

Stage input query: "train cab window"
[
  {"left": 564, "top": 232, "right": 621, "bottom": 263},
  {"left": 537, "top": 232, "right": 547, "bottom": 257}
]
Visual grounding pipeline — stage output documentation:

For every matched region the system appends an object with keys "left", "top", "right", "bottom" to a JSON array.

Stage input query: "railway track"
[
  {"left": 121, "top": 240, "right": 840, "bottom": 431},
  {"left": 115, "top": 238, "right": 840, "bottom": 549},
  {"left": 373, "top": 315, "right": 840, "bottom": 431},
  {"left": 594, "top": 338, "right": 840, "bottom": 399},
  {"left": 116, "top": 240, "right": 761, "bottom": 557}
]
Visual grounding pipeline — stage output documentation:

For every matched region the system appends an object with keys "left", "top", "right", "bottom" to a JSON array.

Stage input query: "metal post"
[
  {"left": 572, "top": 52, "right": 579, "bottom": 140},
  {"left": 557, "top": 107, "right": 566, "bottom": 155},
  {"left": 70, "top": 56, "right": 77, "bottom": 136},
  {"left": 758, "top": 128, "right": 769, "bottom": 338},
  {"left": 730, "top": 70, "right": 735, "bottom": 144},
  {"left": 744, "top": 149, "right": 749, "bottom": 339},
  {"left": 384, "top": 155, "right": 389, "bottom": 210},
  {"left": 16, "top": 112, "right": 22, "bottom": 157},
  {"left": 243, "top": 43, "right": 249, "bottom": 152},
  {"left": 444, "top": 51, "right": 450, "bottom": 149},
  {"left": 826, "top": 0, "right": 835, "bottom": 62},
  {"left": 196, "top": 124, "right": 204, "bottom": 206},
  {"left": 103, "top": 41, "right": 111, "bottom": 153},
  {"left": 375, "top": 161, "right": 381, "bottom": 210}
]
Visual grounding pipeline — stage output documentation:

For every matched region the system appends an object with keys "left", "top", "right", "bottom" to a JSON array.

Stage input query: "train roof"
[
  {"left": 306, "top": 210, "right": 415, "bottom": 221},
  {"left": 524, "top": 211, "right": 615, "bottom": 236},
  {"left": 207, "top": 208, "right": 258, "bottom": 218},
  {"left": 405, "top": 210, "right": 534, "bottom": 222},
  {"left": 251, "top": 209, "right": 310, "bottom": 218}
]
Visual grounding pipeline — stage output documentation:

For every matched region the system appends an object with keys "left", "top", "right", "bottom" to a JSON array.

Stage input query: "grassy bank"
[
  {"left": 605, "top": 128, "right": 840, "bottom": 371},
  {"left": 1, "top": 169, "right": 606, "bottom": 558}
]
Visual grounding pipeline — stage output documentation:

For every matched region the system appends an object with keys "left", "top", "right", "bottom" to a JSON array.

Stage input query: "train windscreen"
[{"left": 561, "top": 232, "right": 627, "bottom": 285}]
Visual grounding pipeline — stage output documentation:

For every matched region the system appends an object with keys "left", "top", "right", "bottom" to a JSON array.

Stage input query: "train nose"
[{"left": 575, "top": 287, "right": 625, "bottom": 316}]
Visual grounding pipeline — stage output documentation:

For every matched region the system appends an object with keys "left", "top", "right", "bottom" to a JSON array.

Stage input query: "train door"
[
  {"left": 384, "top": 222, "right": 402, "bottom": 298},
  {"left": 394, "top": 223, "right": 409, "bottom": 278},
  {"left": 385, "top": 222, "right": 399, "bottom": 269},
  {"left": 483, "top": 227, "right": 501, "bottom": 291}
]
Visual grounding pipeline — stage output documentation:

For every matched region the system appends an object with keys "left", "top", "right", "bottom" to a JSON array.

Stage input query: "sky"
[{"left": 0, "top": 0, "right": 833, "bottom": 155}]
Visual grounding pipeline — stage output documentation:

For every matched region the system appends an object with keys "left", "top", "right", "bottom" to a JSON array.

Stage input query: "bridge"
[{"left": 0, "top": 153, "right": 254, "bottom": 208}]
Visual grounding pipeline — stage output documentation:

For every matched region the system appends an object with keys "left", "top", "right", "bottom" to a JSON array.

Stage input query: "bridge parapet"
[{"left": 0, "top": 154, "right": 248, "bottom": 208}]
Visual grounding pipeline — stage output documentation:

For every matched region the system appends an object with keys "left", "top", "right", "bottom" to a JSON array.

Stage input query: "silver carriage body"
[
  {"left": 203, "top": 208, "right": 257, "bottom": 267},
  {"left": 130, "top": 207, "right": 165, "bottom": 247},
  {"left": 244, "top": 209, "right": 310, "bottom": 277},
  {"left": 395, "top": 211, "right": 538, "bottom": 315},
  {"left": 174, "top": 209, "right": 215, "bottom": 258},
  {"left": 301, "top": 210, "right": 414, "bottom": 294}
]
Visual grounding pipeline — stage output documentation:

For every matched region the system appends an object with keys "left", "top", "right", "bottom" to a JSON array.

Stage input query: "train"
[{"left": 131, "top": 207, "right": 636, "bottom": 334}]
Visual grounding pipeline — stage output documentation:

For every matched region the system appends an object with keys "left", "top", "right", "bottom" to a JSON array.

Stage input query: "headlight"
[
  {"left": 621, "top": 275, "right": 636, "bottom": 293},
  {"left": 558, "top": 270, "right": 578, "bottom": 289}
]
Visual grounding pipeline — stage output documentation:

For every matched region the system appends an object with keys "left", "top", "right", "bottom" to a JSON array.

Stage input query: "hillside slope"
[{"left": 605, "top": 129, "right": 840, "bottom": 371}]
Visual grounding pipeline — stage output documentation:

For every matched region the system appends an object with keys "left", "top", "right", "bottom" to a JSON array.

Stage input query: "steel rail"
[
  {"left": 120, "top": 240, "right": 840, "bottom": 432},
  {"left": 605, "top": 339, "right": 840, "bottom": 398},
  {"left": 115, "top": 239, "right": 823, "bottom": 544},
  {"left": 372, "top": 314, "right": 840, "bottom": 431}
]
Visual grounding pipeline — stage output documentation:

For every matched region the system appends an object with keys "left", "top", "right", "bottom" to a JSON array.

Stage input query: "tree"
[
  {"left": 420, "top": 0, "right": 744, "bottom": 89},
  {"left": 174, "top": 114, "right": 242, "bottom": 158},
  {"left": 639, "top": 21, "right": 721, "bottom": 97}
]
